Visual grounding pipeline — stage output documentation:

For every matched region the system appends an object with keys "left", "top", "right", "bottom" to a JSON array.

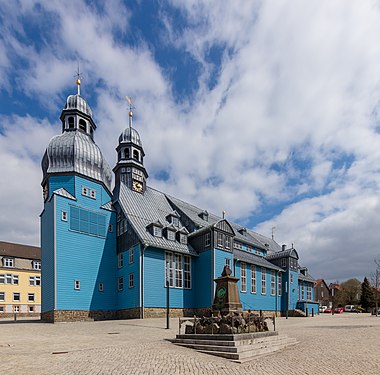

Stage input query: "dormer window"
[
  {"left": 153, "top": 226, "right": 162, "bottom": 237},
  {"left": 172, "top": 217, "right": 179, "bottom": 226},
  {"left": 79, "top": 119, "right": 87, "bottom": 132},
  {"left": 179, "top": 234, "right": 187, "bottom": 244},
  {"left": 199, "top": 210, "right": 209, "bottom": 221},
  {"left": 167, "top": 230, "right": 175, "bottom": 241}
]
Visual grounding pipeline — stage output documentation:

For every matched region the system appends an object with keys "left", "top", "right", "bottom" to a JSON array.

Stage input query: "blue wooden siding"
[
  {"left": 49, "top": 175, "right": 75, "bottom": 198},
  {"left": 194, "top": 250, "right": 212, "bottom": 308},
  {"left": 52, "top": 176, "right": 117, "bottom": 311},
  {"left": 41, "top": 198, "right": 55, "bottom": 312},
  {"left": 118, "top": 244, "right": 140, "bottom": 309}
]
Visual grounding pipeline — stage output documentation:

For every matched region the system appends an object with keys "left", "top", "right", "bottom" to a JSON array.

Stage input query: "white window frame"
[
  {"left": 251, "top": 265, "right": 256, "bottom": 293},
  {"left": 172, "top": 217, "right": 179, "bottom": 226},
  {"left": 28, "top": 293, "right": 35, "bottom": 302},
  {"left": 153, "top": 226, "right": 162, "bottom": 237},
  {"left": 241, "top": 262, "right": 247, "bottom": 292},
  {"left": 129, "top": 273, "right": 134, "bottom": 288},
  {"left": 278, "top": 274, "right": 282, "bottom": 296},
  {"left": 307, "top": 285, "right": 312, "bottom": 300},
  {"left": 290, "top": 273, "right": 294, "bottom": 283},
  {"left": 28, "top": 306, "right": 34, "bottom": 313},
  {"left": 61, "top": 211, "right": 68, "bottom": 221},
  {"left": 4, "top": 258, "right": 14, "bottom": 268},
  {"left": 0, "top": 274, "right": 4, "bottom": 284},
  {"left": 217, "top": 232, "right": 223, "bottom": 248},
  {"left": 0, "top": 306, "right": 4, "bottom": 313},
  {"left": 74, "top": 280, "right": 80, "bottom": 290},
  {"left": 29, "top": 276, "right": 40, "bottom": 286},
  {"left": 118, "top": 253, "right": 123, "bottom": 268},
  {"left": 225, "top": 258, "right": 231, "bottom": 269},
  {"left": 81, "top": 186, "right": 88, "bottom": 196},
  {"left": 261, "top": 268, "right": 266, "bottom": 295},
  {"left": 301, "top": 284, "right": 305, "bottom": 300},
  {"left": 0, "top": 292, "right": 4, "bottom": 301},
  {"left": 205, "top": 232, "right": 210, "bottom": 247},
  {"left": 165, "top": 252, "right": 174, "bottom": 287},
  {"left": 12, "top": 275, "right": 19, "bottom": 285},
  {"left": 225, "top": 236, "right": 231, "bottom": 249},
  {"left": 180, "top": 233, "right": 187, "bottom": 244},
  {"left": 13, "top": 292, "right": 20, "bottom": 301},
  {"left": 98, "top": 283, "right": 104, "bottom": 292},
  {"left": 129, "top": 248, "right": 134, "bottom": 264},
  {"left": 175, "top": 254, "right": 183, "bottom": 288},
  {"left": 33, "top": 261, "right": 41, "bottom": 270},
  {"left": 13, "top": 306, "right": 20, "bottom": 313},
  {"left": 118, "top": 277, "right": 124, "bottom": 291},
  {"left": 271, "top": 270, "right": 276, "bottom": 296},
  {"left": 90, "top": 189, "right": 96, "bottom": 199},
  {"left": 167, "top": 230, "right": 175, "bottom": 241},
  {"left": 6, "top": 274, "right": 12, "bottom": 284},
  {"left": 184, "top": 256, "right": 191, "bottom": 289}
]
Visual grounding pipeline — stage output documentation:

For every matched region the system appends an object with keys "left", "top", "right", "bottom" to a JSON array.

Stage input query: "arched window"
[
  {"left": 125, "top": 148, "right": 130, "bottom": 158},
  {"left": 79, "top": 119, "right": 87, "bottom": 132},
  {"left": 118, "top": 151, "right": 122, "bottom": 160},
  {"left": 68, "top": 117, "right": 74, "bottom": 129},
  {"left": 133, "top": 150, "right": 139, "bottom": 161}
]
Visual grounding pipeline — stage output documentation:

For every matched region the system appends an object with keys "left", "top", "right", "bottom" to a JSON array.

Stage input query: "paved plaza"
[{"left": 0, "top": 313, "right": 379, "bottom": 374}]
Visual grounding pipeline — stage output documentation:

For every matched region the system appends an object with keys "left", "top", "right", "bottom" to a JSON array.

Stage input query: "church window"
[
  {"left": 61, "top": 211, "right": 68, "bottom": 221},
  {"left": 129, "top": 248, "right": 134, "bottom": 264},
  {"left": 184, "top": 256, "right": 191, "bottom": 289},
  {"left": 79, "top": 119, "right": 87, "bottom": 132},
  {"left": 240, "top": 263, "right": 246, "bottom": 292},
  {"left": 118, "top": 277, "right": 124, "bottom": 291},
  {"left": 133, "top": 149, "right": 139, "bottom": 161},
  {"left": 98, "top": 283, "right": 104, "bottom": 292},
  {"left": 74, "top": 280, "right": 80, "bottom": 290},
  {"left": 175, "top": 254, "right": 183, "bottom": 288},
  {"left": 205, "top": 232, "right": 210, "bottom": 247},
  {"left": 271, "top": 271, "right": 276, "bottom": 296},
  {"left": 125, "top": 148, "right": 130, "bottom": 158},
  {"left": 68, "top": 116, "right": 74, "bottom": 129},
  {"left": 225, "top": 236, "right": 231, "bottom": 249},
  {"left": 217, "top": 232, "right": 223, "bottom": 248},
  {"left": 225, "top": 258, "right": 231, "bottom": 268},
  {"left": 129, "top": 273, "right": 134, "bottom": 288},
  {"left": 251, "top": 265, "right": 256, "bottom": 293},
  {"left": 278, "top": 274, "right": 282, "bottom": 296},
  {"left": 165, "top": 252, "right": 174, "bottom": 287},
  {"left": 118, "top": 253, "right": 123, "bottom": 268},
  {"left": 3, "top": 258, "right": 14, "bottom": 268},
  {"left": 261, "top": 268, "right": 266, "bottom": 294}
]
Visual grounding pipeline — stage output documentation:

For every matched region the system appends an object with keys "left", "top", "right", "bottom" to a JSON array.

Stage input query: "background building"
[
  {"left": 0, "top": 241, "right": 41, "bottom": 317},
  {"left": 40, "top": 82, "right": 318, "bottom": 322}
]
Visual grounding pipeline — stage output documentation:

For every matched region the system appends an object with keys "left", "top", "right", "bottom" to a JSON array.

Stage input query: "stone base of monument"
[{"left": 169, "top": 331, "right": 298, "bottom": 363}]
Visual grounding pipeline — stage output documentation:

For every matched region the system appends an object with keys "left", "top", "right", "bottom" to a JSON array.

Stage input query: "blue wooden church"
[{"left": 40, "top": 81, "right": 318, "bottom": 322}]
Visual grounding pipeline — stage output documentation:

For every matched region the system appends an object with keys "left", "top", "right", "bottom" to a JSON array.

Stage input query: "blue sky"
[{"left": 1, "top": 0, "right": 380, "bottom": 283}]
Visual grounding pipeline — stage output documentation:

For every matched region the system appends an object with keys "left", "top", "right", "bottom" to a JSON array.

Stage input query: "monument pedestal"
[{"left": 212, "top": 273, "right": 242, "bottom": 315}]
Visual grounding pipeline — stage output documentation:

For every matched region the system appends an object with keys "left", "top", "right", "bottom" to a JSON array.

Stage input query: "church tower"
[
  {"left": 40, "top": 76, "right": 117, "bottom": 322},
  {"left": 113, "top": 98, "right": 148, "bottom": 194}
]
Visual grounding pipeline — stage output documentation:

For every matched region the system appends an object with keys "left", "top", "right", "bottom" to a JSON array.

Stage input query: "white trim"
[{"left": 54, "top": 194, "right": 57, "bottom": 310}]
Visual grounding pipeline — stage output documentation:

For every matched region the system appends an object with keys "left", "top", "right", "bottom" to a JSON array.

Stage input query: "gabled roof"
[
  {"left": 101, "top": 201, "right": 114, "bottom": 211},
  {"left": 266, "top": 248, "right": 299, "bottom": 260},
  {"left": 233, "top": 249, "right": 282, "bottom": 271},
  {"left": 314, "top": 279, "right": 330, "bottom": 289},
  {"left": 116, "top": 183, "right": 197, "bottom": 256},
  {"left": 52, "top": 187, "right": 76, "bottom": 200},
  {"left": 0, "top": 241, "right": 40, "bottom": 260}
]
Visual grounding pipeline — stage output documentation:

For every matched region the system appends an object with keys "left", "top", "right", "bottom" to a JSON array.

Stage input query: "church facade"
[{"left": 40, "top": 83, "right": 318, "bottom": 322}]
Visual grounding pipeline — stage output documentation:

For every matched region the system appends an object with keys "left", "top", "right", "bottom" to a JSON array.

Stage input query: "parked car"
[
  {"left": 344, "top": 305, "right": 355, "bottom": 312},
  {"left": 324, "top": 308, "right": 332, "bottom": 313},
  {"left": 334, "top": 307, "right": 344, "bottom": 314},
  {"left": 319, "top": 305, "right": 328, "bottom": 313}
]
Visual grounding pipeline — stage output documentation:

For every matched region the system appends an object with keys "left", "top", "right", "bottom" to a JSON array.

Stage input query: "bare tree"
[{"left": 371, "top": 258, "right": 380, "bottom": 317}]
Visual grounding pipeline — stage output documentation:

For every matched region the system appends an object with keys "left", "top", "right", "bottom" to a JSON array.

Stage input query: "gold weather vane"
[
  {"left": 125, "top": 96, "right": 135, "bottom": 128},
  {"left": 74, "top": 62, "right": 83, "bottom": 96}
]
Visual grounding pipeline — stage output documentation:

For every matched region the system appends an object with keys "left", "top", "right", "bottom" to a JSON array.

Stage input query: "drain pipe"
[{"left": 140, "top": 244, "right": 147, "bottom": 319}]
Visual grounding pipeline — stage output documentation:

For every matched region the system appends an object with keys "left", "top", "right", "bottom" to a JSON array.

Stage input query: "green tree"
[{"left": 360, "top": 277, "right": 375, "bottom": 311}]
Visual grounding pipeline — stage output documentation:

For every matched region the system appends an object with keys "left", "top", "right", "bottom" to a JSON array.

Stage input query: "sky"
[{"left": 1, "top": 0, "right": 380, "bottom": 284}]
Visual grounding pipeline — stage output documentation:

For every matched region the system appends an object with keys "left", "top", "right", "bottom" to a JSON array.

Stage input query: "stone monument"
[{"left": 212, "top": 265, "right": 242, "bottom": 315}]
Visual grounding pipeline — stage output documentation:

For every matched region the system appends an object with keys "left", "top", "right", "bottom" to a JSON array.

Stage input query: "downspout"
[
  {"left": 275, "top": 270, "right": 278, "bottom": 315},
  {"left": 53, "top": 194, "right": 57, "bottom": 311}
]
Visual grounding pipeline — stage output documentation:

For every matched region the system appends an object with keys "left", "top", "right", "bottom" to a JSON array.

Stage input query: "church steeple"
[{"left": 113, "top": 97, "right": 148, "bottom": 194}]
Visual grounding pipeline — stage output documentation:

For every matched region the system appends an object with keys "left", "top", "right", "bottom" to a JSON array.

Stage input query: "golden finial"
[
  {"left": 74, "top": 62, "right": 83, "bottom": 96},
  {"left": 125, "top": 96, "right": 135, "bottom": 128}
]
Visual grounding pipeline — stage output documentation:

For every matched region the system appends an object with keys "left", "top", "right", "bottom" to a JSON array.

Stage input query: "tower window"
[
  {"left": 118, "top": 151, "right": 122, "bottom": 160},
  {"left": 79, "top": 119, "right": 87, "bottom": 132},
  {"left": 125, "top": 148, "right": 130, "bottom": 158},
  {"left": 133, "top": 150, "right": 139, "bottom": 161},
  {"left": 68, "top": 116, "right": 74, "bottom": 129}
]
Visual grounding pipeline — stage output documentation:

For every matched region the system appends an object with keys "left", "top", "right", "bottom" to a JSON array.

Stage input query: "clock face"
[{"left": 132, "top": 180, "right": 143, "bottom": 193}]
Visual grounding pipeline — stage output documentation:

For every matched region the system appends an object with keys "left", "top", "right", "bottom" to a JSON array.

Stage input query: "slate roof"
[
  {"left": 233, "top": 249, "right": 282, "bottom": 271},
  {"left": 266, "top": 248, "right": 299, "bottom": 260},
  {"left": 298, "top": 271, "right": 315, "bottom": 283},
  {"left": 116, "top": 183, "right": 197, "bottom": 256},
  {"left": 166, "top": 195, "right": 277, "bottom": 251},
  {"left": 0, "top": 241, "right": 40, "bottom": 260}
]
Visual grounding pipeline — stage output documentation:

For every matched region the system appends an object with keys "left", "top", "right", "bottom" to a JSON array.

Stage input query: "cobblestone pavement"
[{"left": 0, "top": 313, "right": 379, "bottom": 374}]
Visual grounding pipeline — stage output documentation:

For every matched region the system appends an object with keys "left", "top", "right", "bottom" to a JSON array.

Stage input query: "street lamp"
[{"left": 166, "top": 260, "right": 170, "bottom": 329}]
